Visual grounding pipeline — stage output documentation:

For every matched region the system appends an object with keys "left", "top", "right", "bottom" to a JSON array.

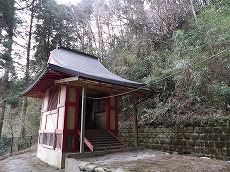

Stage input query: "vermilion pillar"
[{"left": 106, "top": 95, "right": 118, "bottom": 136}]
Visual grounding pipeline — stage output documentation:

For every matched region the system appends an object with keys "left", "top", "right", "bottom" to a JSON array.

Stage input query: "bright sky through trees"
[{"left": 56, "top": 0, "right": 81, "bottom": 5}]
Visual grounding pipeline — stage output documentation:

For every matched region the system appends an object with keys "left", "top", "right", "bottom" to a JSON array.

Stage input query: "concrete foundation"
[
  {"left": 65, "top": 158, "right": 81, "bottom": 172},
  {"left": 37, "top": 145, "right": 66, "bottom": 169}
]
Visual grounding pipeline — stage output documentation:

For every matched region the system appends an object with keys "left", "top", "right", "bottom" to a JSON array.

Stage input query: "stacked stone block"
[{"left": 119, "top": 124, "right": 229, "bottom": 161}]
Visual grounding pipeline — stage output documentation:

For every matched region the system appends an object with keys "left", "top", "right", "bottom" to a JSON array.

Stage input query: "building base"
[{"left": 37, "top": 145, "right": 65, "bottom": 169}]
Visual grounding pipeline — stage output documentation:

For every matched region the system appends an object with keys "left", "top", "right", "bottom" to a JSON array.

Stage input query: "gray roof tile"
[
  {"left": 51, "top": 48, "right": 144, "bottom": 88},
  {"left": 22, "top": 47, "right": 148, "bottom": 97}
]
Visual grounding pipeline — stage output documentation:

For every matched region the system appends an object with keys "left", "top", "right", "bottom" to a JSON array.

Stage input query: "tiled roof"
[
  {"left": 21, "top": 47, "right": 147, "bottom": 97},
  {"left": 50, "top": 47, "right": 143, "bottom": 88}
]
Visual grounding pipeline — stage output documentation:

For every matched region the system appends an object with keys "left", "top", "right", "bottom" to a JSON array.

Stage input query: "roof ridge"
[{"left": 58, "top": 46, "right": 99, "bottom": 59}]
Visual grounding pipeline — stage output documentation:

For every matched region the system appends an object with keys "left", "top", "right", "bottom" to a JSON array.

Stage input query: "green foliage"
[
  {"left": 106, "top": 49, "right": 137, "bottom": 79},
  {"left": 0, "top": 0, "right": 17, "bottom": 138},
  {"left": 33, "top": 0, "right": 76, "bottom": 69},
  {"left": 25, "top": 98, "right": 41, "bottom": 136},
  {"left": 123, "top": 1, "right": 230, "bottom": 127},
  {"left": 198, "top": 0, "right": 230, "bottom": 50},
  {"left": 7, "top": 80, "right": 23, "bottom": 108},
  {"left": 0, "top": 135, "right": 11, "bottom": 155},
  {"left": 0, "top": 0, "right": 16, "bottom": 31},
  {"left": 0, "top": 0, "right": 16, "bottom": 85}
]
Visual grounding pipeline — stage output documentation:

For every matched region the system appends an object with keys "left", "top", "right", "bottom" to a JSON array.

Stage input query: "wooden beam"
[
  {"left": 57, "top": 79, "right": 150, "bottom": 96},
  {"left": 64, "top": 81, "right": 124, "bottom": 94},
  {"left": 77, "top": 79, "right": 150, "bottom": 95},
  {"left": 132, "top": 95, "right": 138, "bottom": 147},
  {"left": 80, "top": 87, "right": 86, "bottom": 153},
  {"left": 54, "top": 76, "right": 79, "bottom": 84},
  {"left": 49, "top": 70, "right": 67, "bottom": 77},
  {"left": 77, "top": 79, "right": 151, "bottom": 95}
]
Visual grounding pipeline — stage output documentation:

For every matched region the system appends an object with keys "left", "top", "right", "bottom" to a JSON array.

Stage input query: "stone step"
[
  {"left": 94, "top": 145, "right": 124, "bottom": 151},
  {"left": 90, "top": 140, "right": 121, "bottom": 144},
  {"left": 85, "top": 129, "right": 125, "bottom": 151}
]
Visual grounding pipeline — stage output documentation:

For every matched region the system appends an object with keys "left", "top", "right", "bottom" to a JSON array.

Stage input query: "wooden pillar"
[
  {"left": 132, "top": 95, "right": 138, "bottom": 147},
  {"left": 80, "top": 87, "right": 86, "bottom": 153}
]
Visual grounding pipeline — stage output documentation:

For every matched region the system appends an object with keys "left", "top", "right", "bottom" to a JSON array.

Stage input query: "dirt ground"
[
  {"left": 0, "top": 149, "right": 64, "bottom": 172},
  {"left": 81, "top": 149, "right": 230, "bottom": 172},
  {"left": 0, "top": 148, "right": 229, "bottom": 172}
]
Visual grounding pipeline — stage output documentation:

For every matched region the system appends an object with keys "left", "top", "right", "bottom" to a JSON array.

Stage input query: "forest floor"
[{"left": 0, "top": 147, "right": 229, "bottom": 172}]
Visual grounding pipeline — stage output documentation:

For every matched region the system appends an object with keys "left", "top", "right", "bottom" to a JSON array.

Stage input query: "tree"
[
  {"left": 19, "top": 0, "right": 36, "bottom": 137},
  {"left": 33, "top": 0, "right": 76, "bottom": 71},
  {"left": 69, "top": 0, "right": 95, "bottom": 53},
  {"left": 0, "top": 0, "right": 16, "bottom": 138}
]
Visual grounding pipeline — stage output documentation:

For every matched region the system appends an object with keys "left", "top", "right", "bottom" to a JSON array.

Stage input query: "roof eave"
[
  {"left": 21, "top": 63, "right": 150, "bottom": 97},
  {"left": 20, "top": 66, "right": 49, "bottom": 96}
]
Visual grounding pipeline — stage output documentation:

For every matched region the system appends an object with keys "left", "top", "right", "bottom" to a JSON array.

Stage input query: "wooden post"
[
  {"left": 10, "top": 137, "right": 13, "bottom": 155},
  {"left": 132, "top": 95, "right": 138, "bottom": 147},
  {"left": 80, "top": 87, "right": 86, "bottom": 153},
  {"left": 29, "top": 136, "right": 32, "bottom": 146}
]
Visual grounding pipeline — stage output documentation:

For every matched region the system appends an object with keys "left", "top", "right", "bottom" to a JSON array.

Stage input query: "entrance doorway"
[{"left": 78, "top": 90, "right": 106, "bottom": 129}]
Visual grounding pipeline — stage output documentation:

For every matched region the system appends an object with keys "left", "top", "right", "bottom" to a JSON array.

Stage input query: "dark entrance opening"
[{"left": 78, "top": 90, "right": 105, "bottom": 129}]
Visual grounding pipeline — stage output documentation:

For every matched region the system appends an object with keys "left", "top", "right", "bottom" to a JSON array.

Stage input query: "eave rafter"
[
  {"left": 55, "top": 76, "right": 79, "bottom": 84},
  {"left": 54, "top": 77, "right": 150, "bottom": 96}
]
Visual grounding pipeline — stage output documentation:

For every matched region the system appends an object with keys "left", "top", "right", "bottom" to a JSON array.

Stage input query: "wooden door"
[{"left": 95, "top": 112, "right": 106, "bottom": 129}]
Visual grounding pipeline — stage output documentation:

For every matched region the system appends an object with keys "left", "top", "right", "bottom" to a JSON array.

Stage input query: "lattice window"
[
  {"left": 47, "top": 133, "right": 54, "bottom": 146},
  {"left": 94, "top": 99, "right": 105, "bottom": 113},
  {"left": 47, "top": 85, "right": 59, "bottom": 111},
  {"left": 39, "top": 133, "right": 54, "bottom": 147},
  {"left": 42, "top": 133, "right": 48, "bottom": 145}
]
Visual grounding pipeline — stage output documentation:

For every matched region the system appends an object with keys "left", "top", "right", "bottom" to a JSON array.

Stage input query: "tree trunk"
[
  {"left": 20, "top": 3, "right": 35, "bottom": 137},
  {"left": 189, "top": 0, "right": 198, "bottom": 27},
  {"left": 0, "top": 98, "right": 6, "bottom": 138},
  {"left": 20, "top": 97, "right": 27, "bottom": 137},
  {"left": 0, "top": 57, "right": 11, "bottom": 138},
  {"left": 0, "top": 28, "right": 13, "bottom": 138}
]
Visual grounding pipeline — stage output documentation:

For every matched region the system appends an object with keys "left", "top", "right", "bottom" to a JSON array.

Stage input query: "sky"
[{"left": 56, "top": 0, "right": 82, "bottom": 5}]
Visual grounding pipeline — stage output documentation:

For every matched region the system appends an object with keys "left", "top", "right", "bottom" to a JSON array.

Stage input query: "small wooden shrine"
[{"left": 21, "top": 47, "right": 150, "bottom": 168}]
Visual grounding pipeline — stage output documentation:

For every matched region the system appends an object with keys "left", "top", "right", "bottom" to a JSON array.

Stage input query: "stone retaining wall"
[{"left": 119, "top": 125, "right": 230, "bottom": 161}]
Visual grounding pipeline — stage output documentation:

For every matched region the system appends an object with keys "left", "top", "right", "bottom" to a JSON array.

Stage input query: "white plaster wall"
[{"left": 37, "top": 145, "right": 65, "bottom": 169}]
